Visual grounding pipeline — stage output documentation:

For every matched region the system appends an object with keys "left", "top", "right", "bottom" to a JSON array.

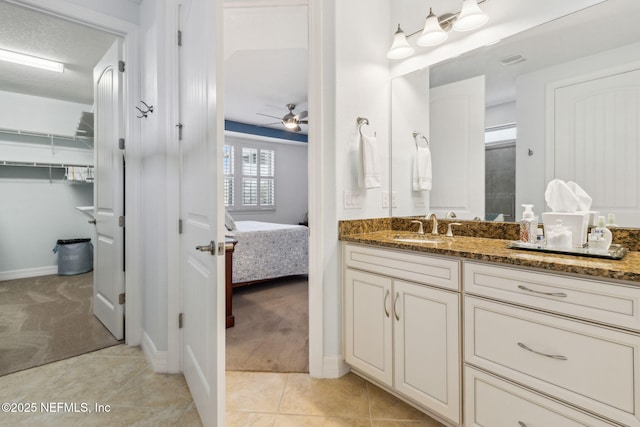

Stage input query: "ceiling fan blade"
[
  {"left": 260, "top": 122, "right": 282, "bottom": 126},
  {"left": 256, "top": 112, "right": 282, "bottom": 120},
  {"left": 294, "top": 110, "right": 308, "bottom": 120},
  {"left": 298, "top": 120, "right": 309, "bottom": 124}
]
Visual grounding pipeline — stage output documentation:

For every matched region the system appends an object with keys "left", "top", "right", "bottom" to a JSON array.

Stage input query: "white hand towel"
[
  {"left": 360, "top": 133, "right": 381, "bottom": 189},
  {"left": 412, "top": 145, "right": 432, "bottom": 191}
]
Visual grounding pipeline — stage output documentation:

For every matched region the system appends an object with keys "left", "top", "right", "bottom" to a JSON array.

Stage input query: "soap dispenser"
[
  {"left": 520, "top": 204, "right": 538, "bottom": 243},
  {"left": 590, "top": 215, "right": 613, "bottom": 252}
]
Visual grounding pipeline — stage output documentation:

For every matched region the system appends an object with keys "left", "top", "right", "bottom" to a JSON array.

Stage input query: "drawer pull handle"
[
  {"left": 518, "top": 285, "right": 567, "bottom": 298},
  {"left": 518, "top": 422, "right": 527, "bottom": 427},
  {"left": 393, "top": 292, "right": 400, "bottom": 321},
  {"left": 384, "top": 290, "right": 390, "bottom": 318},
  {"left": 518, "top": 342, "right": 567, "bottom": 360}
]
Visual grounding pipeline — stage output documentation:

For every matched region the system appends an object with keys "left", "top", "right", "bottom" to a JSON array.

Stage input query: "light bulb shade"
[
  {"left": 387, "top": 25, "right": 414, "bottom": 60},
  {"left": 453, "top": 0, "right": 489, "bottom": 32},
  {"left": 417, "top": 9, "right": 448, "bottom": 47}
]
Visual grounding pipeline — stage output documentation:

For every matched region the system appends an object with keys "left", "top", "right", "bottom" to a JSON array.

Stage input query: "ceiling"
[
  {"left": 0, "top": 1, "right": 119, "bottom": 105},
  {"left": 223, "top": 2, "right": 308, "bottom": 133}
]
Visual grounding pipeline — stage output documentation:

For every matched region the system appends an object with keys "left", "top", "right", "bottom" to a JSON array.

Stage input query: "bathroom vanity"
[{"left": 340, "top": 220, "right": 640, "bottom": 427}]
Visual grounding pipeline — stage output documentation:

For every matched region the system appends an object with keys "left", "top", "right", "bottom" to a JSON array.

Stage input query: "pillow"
[{"left": 225, "top": 209, "right": 236, "bottom": 231}]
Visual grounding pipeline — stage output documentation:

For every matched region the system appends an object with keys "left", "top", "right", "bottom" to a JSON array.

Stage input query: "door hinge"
[
  {"left": 178, "top": 312, "right": 184, "bottom": 329},
  {"left": 177, "top": 30, "right": 182, "bottom": 47},
  {"left": 119, "top": 293, "right": 125, "bottom": 305},
  {"left": 177, "top": 123, "right": 183, "bottom": 140},
  {"left": 178, "top": 219, "right": 183, "bottom": 234},
  {"left": 118, "top": 138, "right": 125, "bottom": 150},
  {"left": 118, "top": 60, "right": 125, "bottom": 73},
  {"left": 119, "top": 216, "right": 125, "bottom": 227}
]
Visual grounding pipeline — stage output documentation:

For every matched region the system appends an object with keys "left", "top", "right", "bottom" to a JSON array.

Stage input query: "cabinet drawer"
[
  {"left": 464, "top": 261, "right": 640, "bottom": 332},
  {"left": 344, "top": 243, "right": 460, "bottom": 291},
  {"left": 465, "top": 296, "right": 640, "bottom": 426},
  {"left": 465, "top": 367, "right": 616, "bottom": 427}
]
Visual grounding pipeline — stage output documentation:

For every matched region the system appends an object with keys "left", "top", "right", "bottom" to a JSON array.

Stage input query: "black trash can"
[{"left": 53, "top": 238, "right": 94, "bottom": 275}]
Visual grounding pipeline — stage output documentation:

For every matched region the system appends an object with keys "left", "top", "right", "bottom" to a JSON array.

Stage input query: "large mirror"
[{"left": 391, "top": 0, "right": 640, "bottom": 227}]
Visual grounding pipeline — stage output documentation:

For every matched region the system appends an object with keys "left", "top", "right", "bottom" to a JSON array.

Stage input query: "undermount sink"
[{"left": 392, "top": 235, "right": 444, "bottom": 244}]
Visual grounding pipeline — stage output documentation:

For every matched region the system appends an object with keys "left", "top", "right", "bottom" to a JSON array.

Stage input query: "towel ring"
[
  {"left": 357, "top": 116, "right": 370, "bottom": 136},
  {"left": 412, "top": 131, "right": 429, "bottom": 148}
]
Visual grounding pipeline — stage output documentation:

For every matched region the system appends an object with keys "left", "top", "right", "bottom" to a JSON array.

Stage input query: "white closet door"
[
  {"left": 430, "top": 75, "right": 485, "bottom": 220},
  {"left": 550, "top": 68, "right": 640, "bottom": 226},
  {"left": 92, "top": 39, "right": 124, "bottom": 340}
]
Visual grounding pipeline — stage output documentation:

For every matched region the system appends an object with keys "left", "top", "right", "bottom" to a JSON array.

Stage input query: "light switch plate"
[
  {"left": 391, "top": 192, "right": 398, "bottom": 208},
  {"left": 344, "top": 191, "right": 362, "bottom": 209},
  {"left": 414, "top": 197, "right": 425, "bottom": 208},
  {"left": 382, "top": 191, "right": 389, "bottom": 208}
]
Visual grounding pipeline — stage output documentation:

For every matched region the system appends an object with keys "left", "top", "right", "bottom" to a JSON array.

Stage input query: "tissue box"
[
  {"left": 542, "top": 212, "right": 590, "bottom": 248},
  {"left": 583, "top": 211, "right": 600, "bottom": 226}
]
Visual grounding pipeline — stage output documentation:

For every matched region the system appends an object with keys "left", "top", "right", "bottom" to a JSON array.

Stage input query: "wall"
[
  {"left": 335, "top": 0, "right": 391, "bottom": 221},
  {"left": 516, "top": 41, "right": 640, "bottom": 220},
  {"left": 139, "top": 0, "right": 170, "bottom": 353},
  {"left": 313, "top": 0, "right": 390, "bottom": 373},
  {"left": 0, "top": 91, "right": 94, "bottom": 279},
  {"left": 225, "top": 134, "right": 308, "bottom": 225},
  {"left": 486, "top": 101, "right": 516, "bottom": 128}
]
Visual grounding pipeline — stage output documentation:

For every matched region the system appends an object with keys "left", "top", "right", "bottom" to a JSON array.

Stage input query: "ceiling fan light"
[
  {"left": 283, "top": 118, "right": 298, "bottom": 129},
  {"left": 0, "top": 48, "right": 64, "bottom": 73},
  {"left": 387, "top": 24, "right": 414, "bottom": 60},
  {"left": 417, "top": 8, "right": 448, "bottom": 47},
  {"left": 453, "top": 0, "right": 489, "bottom": 32}
]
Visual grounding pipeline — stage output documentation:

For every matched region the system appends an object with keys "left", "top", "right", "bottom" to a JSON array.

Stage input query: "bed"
[{"left": 228, "top": 220, "right": 309, "bottom": 286}]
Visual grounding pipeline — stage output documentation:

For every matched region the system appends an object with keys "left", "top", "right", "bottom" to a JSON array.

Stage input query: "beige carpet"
[
  {"left": 0, "top": 272, "right": 122, "bottom": 376},
  {"left": 226, "top": 276, "right": 309, "bottom": 373}
]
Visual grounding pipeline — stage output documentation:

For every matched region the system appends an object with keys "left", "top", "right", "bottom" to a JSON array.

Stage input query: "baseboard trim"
[
  {"left": 142, "top": 331, "right": 168, "bottom": 373},
  {"left": 0, "top": 266, "right": 58, "bottom": 281},
  {"left": 321, "top": 355, "right": 350, "bottom": 378}
]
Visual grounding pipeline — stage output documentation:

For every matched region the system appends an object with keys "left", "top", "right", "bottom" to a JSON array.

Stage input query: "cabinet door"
[
  {"left": 393, "top": 280, "right": 460, "bottom": 424},
  {"left": 344, "top": 268, "right": 393, "bottom": 386}
]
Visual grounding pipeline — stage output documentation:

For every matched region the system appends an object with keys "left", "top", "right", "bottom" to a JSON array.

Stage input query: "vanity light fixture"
[
  {"left": 388, "top": 0, "right": 489, "bottom": 60},
  {"left": 453, "top": 0, "right": 489, "bottom": 31},
  {"left": 417, "top": 8, "right": 448, "bottom": 47},
  {"left": 386, "top": 24, "right": 415, "bottom": 60},
  {"left": 0, "top": 48, "right": 64, "bottom": 73}
]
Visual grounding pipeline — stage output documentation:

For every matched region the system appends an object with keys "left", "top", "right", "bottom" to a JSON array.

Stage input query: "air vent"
[{"left": 499, "top": 54, "right": 526, "bottom": 66}]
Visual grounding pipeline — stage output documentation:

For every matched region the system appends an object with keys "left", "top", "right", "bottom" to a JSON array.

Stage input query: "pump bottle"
[{"left": 520, "top": 204, "right": 538, "bottom": 243}]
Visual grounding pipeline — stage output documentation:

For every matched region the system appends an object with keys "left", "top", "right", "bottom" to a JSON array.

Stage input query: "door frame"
[
  {"left": 164, "top": 0, "right": 327, "bottom": 376},
  {"left": 10, "top": 0, "right": 143, "bottom": 345}
]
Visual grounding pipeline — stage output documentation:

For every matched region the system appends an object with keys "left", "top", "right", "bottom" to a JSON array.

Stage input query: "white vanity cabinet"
[
  {"left": 464, "top": 261, "right": 640, "bottom": 427},
  {"left": 343, "top": 243, "right": 461, "bottom": 424}
]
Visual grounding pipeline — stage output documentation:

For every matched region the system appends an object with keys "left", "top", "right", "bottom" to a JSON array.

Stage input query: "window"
[
  {"left": 224, "top": 143, "right": 275, "bottom": 210},
  {"left": 223, "top": 144, "right": 234, "bottom": 207}
]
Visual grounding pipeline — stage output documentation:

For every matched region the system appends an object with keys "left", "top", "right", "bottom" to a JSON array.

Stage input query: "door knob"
[{"left": 195, "top": 241, "right": 216, "bottom": 255}]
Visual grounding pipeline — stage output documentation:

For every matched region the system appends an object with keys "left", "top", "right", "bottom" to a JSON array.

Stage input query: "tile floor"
[{"left": 0, "top": 345, "right": 446, "bottom": 427}]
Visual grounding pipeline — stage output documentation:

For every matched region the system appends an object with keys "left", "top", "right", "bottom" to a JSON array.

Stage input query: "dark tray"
[{"left": 507, "top": 241, "right": 628, "bottom": 260}]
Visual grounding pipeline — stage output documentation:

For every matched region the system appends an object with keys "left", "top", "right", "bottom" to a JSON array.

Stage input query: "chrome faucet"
[
  {"left": 445, "top": 211, "right": 457, "bottom": 219},
  {"left": 425, "top": 212, "right": 439, "bottom": 235},
  {"left": 410, "top": 220, "right": 424, "bottom": 235}
]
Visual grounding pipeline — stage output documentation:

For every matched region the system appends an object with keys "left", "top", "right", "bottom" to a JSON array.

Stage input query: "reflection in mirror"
[{"left": 391, "top": 0, "right": 640, "bottom": 227}]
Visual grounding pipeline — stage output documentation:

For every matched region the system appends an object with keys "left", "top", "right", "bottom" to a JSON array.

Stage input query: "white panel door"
[
  {"left": 393, "top": 281, "right": 460, "bottom": 424},
  {"left": 93, "top": 40, "right": 124, "bottom": 340},
  {"left": 179, "top": 0, "right": 224, "bottom": 425},
  {"left": 430, "top": 75, "right": 485, "bottom": 220},
  {"left": 551, "top": 68, "right": 640, "bottom": 226},
  {"left": 344, "top": 268, "right": 393, "bottom": 387}
]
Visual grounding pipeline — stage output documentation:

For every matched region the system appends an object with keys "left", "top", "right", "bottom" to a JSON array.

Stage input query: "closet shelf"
[
  {"left": 0, "top": 127, "right": 93, "bottom": 149},
  {"left": 1, "top": 160, "right": 93, "bottom": 169}
]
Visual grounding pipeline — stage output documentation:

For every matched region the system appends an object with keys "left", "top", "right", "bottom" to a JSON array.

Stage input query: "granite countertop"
[{"left": 340, "top": 230, "right": 640, "bottom": 284}]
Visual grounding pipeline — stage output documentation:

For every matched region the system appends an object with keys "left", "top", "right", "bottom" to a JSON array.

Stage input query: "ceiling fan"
[{"left": 257, "top": 103, "right": 308, "bottom": 132}]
